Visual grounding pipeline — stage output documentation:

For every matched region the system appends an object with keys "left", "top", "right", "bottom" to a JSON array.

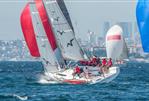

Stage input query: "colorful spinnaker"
[
  {"left": 20, "top": 3, "right": 40, "bottom": 57},
  {"left": 136, "top": 0, "right": 149, "bottom": 52}
]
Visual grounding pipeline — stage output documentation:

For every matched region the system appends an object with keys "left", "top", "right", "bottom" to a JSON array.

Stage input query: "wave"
[
  {"left": 0, "top": 94, "right": 28, "bottom": 101},
  {"left": 13, "top": 94, "right": 28, "bottom": 101},
  {"left": 37, "top": 74, "right": 59, "bottom": 84}
]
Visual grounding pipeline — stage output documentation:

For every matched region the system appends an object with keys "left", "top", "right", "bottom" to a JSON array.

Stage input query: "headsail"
[
  {"left": 43, "top": 0, "right": 87, "bottom": 61},
  {"left": 34, "top": 0, "right": 65, "bottom": 68},
  {"left": 29, "top": 2, "right": 60, "bottom": 72},
  {"left": 106, "top": 25, "right": 128, "bottom": 60}
]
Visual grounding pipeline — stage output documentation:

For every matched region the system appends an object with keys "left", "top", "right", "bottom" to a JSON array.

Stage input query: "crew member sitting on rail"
[
  {"left": 100, "top": 58, "right": 107, "bottom": 76},
  {"left": 72, "top": 65, "right": 83, "bottom": 78},
  {"left": 97, "top": 58, "right": 102, "bottom": 67},
  {"left": 107, "top": 58, "right": 113, "bottom": 69},
  {"left": 102, "top": 58, "right": 107, "bottom": 67},
  {"left": 92, "top": 55, "right": 98, "bottom": 66},
  {"left": 87, "top": 55, "right": 97, "bottom": 66}
]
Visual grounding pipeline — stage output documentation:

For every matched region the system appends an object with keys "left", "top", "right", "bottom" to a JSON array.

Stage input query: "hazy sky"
[{"left": 0, "top": 0, "right": 137, "bottom": 40}]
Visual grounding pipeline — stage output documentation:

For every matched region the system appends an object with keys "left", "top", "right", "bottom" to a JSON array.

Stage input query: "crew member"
[
  {"left": 90, "top": 56, "right": 97, "bottom": 66},
  {"left": 73, "top": 65, "right": 81, "bottom": 78},
  {"left": 102, "top": 58, "right": 107, "bottom": 67},
  {"left": 107, "top": 58, "right": 113, "bottom": 69},
  {"left": 97, "top": 58, "right": 102, "bottom": 67},
  {"left": 100, "top": 58, "right": 107, "bottom": 76}
]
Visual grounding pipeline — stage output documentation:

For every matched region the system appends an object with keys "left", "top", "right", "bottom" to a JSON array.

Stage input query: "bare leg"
[{"left": 101, "top": 67, "right": 105, "bottom": 78}]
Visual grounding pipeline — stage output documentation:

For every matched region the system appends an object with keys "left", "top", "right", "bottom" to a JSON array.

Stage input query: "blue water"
[{"left": 0, "top": 61, "right": 149, "bottom": 101}]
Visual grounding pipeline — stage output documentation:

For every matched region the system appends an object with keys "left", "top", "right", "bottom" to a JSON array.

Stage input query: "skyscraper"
[{"left": 102, "top": 21, "right": 110, "bottom": 39}]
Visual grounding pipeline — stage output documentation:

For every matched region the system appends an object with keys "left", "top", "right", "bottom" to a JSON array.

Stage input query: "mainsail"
[
  {"left": 56, "top": 0, "right": 74, "bottom": 31},
  {"left": 43, "top": 0, "right": 87, "bottom": 61},
  {"left": 29, "top": 2, "right": 60, "bottom": 72},
  {"left": 106, "top": 25, "right": 128, "bottom": 60}
]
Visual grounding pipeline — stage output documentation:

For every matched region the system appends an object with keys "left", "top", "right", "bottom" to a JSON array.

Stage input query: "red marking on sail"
[
  {"left": 107, "top": 35, "right": 121, "bottom": 41},
  {"left": 35, "top": 0, "right": 57, "bottom": 50},
  {"left": 20, "top": 3, "right": 40, "bottom": 57}
]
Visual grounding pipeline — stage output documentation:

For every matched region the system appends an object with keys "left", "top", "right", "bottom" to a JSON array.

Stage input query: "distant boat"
[
  {"left": 9, "top": 58, "right": 17, "bottom": 61},
  {"left": 20, "top": 0, "right": 119, "bottom": 84},
  {"left": 106, "top": 25, "right": 128, "bottom": 64}
]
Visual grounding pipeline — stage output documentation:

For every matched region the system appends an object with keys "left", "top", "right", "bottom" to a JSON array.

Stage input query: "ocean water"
[{"left": 0, "top": 61, "right": 149, "bottom": 101}]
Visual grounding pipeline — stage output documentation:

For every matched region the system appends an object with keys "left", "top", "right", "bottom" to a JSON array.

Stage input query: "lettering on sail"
[
  {"left": 67, "top": 38, "right": 74, "bottom": 47},
  {"left": 57, "top": 30, "right": 65, "bottom": 35}
]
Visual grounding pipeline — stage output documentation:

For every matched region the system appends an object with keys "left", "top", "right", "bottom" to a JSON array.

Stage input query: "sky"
[{"left": 0, "top": 0, "right": 137, "bottom": 40}]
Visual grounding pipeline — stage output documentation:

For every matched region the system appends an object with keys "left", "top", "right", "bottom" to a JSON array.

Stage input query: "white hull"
[{"left": 38, "top": 66, "right": 120, "bottom": 84}]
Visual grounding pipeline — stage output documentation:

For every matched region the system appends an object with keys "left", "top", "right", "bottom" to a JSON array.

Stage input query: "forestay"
[
  {"left": 30, "top": 2, "right": 60, "bottom": 72},
  {"left": 43, "top": 0, "right": 86, "bottom": 61}
]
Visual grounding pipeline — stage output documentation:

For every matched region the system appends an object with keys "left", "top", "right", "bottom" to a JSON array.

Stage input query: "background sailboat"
[{"left": 106, "top": 25, "right": 128, "bottom": 62}]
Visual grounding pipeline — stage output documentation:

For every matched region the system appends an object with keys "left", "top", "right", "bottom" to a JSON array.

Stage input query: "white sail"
[
  {"left": 120, "top": 38, "right": 128, "bottom": 59},
  {"left": 42, "top": 0, "right": 87, "bottom": 61},
  {"left": 106, "top": 25, "right": 128, "bottom": 60},
  {"left": 29, "top": 2, "right": 60, "bottom": 72}
]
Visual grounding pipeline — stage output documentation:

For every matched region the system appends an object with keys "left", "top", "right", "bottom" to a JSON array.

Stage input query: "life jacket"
[
  {"left": 92, "top": 58, "right": 97, "bottom": 63},
  {"left": 108, "top": 60, "right": 112, "bottom": 67},
  {"left": 91, "top": 58, "right": 97, "bottom": 66},
  {"left": 75, "top": 66, "right": 80, "bottom": 73},
  {"left": 102, "top": 59, "right": 107, "bottom": 66}
]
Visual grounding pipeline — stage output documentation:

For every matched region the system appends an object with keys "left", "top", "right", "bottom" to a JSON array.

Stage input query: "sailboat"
[
  {"left": 20, "top": 0, "right": 119, "bottom": 84},
  {"left": 106, "top": 25, "right": 128, "bottom": 64}
]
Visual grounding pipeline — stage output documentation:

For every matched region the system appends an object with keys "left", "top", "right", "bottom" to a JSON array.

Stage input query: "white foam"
[
  {"left": 13, "top": 94, "right": 28, "bottom": 101},
  {"left": 37, "top": 74, "right": 58, "bottom": 84}
]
